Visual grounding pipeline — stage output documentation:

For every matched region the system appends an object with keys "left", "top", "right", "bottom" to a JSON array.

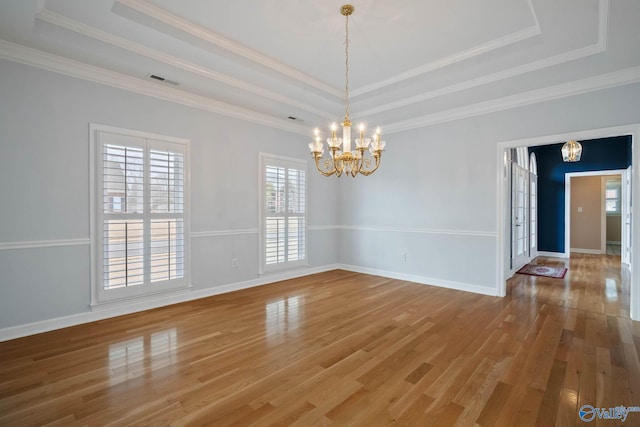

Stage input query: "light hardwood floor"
[{"left": 0, "top": 254, "right": 637, "bottom": 426}]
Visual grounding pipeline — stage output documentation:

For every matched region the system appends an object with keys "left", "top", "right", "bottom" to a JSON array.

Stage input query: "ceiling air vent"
[{"left": 147, "top": 74, "right": 179, "bottom": 86}]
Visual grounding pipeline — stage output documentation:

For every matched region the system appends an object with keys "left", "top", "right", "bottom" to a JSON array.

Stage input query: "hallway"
[{"left": 509, "top": 253, "right": 629, "bottom": 318}]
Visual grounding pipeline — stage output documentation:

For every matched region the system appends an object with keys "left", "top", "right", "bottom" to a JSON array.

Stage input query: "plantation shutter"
[
  {"left": 149, "top": 148, "right": 185, "bottom": 282},
  {"left": 261, "top": 155, "right": 306, "bottom": 272},
  {"left": 96, "top": 128, "right": 188, "bottom": 302},
  {"left": 265, "top": 165, "right": 286, "bottom": 264},
  {"left": 102, "top": 139, "right": 145, "bottom": 290},
  {"left": 287, "top": 168, "right": 305, "bottom": 262}
]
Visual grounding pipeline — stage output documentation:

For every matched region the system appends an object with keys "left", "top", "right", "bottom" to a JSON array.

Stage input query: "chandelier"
[
  {"left": 308, "top": 4, "right": 386, "bottom": 177},
  {"left": 561, "top": 140, "right": 582, "bottom": 162}
]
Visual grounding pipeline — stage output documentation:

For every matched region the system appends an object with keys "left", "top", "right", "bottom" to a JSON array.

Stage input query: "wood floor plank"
[
  {"left": 474, "top": 381, "right": 512, "bottom": 426},
  {"left": 393, "top": 394, "right": 435, "bottom": 426},
  {"left": 0, "top": 254, "right": 636, "bottom": 426},
  {"left": 535, "top": 359, "right": 567, "bottom": 426}
]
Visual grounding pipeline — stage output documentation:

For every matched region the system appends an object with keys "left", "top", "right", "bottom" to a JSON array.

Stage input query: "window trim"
[
  {"left": 258, "top": 153, "right": 308, "bottom": 274},
  {"left": 89, "top": 124, "right": 191, "bottom": 307}
]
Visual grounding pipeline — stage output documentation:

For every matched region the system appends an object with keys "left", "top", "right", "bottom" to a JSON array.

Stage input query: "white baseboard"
[
  {"left": 0, "top": 264, "right": 340, "bottom": 342},
  {"left": 537, "top": 251, "right": 569, "bottom": 258},
  {"left": 1, "top": 262, "right": 500, "bottom": 341},
  {"left": 570, "top": 248, "right": 604, "bottom": 255},
  {"left": 337, "top": 264, "right": 498, "bottom": 297}
]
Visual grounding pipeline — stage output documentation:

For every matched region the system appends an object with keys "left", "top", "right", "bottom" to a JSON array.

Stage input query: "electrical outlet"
[
  {"left": 232, "top": 258, "right": 239, "bottom": 268},
  {"left": 401, "top": 251, "right": 407, "bottom": 262}
]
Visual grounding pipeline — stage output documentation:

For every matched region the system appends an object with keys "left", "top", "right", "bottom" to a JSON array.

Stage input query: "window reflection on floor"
[
  {"left": 265, "top": 296, "right": 304, "bottom": 344},
  {"left": 605, "top": 278, "right": 619, "bottom": 301},
  {"left": 108, "top": 328, "right": 178, "bottom": 386},
  {"left": 151, "top": 328, "right": 178, "bottom": 371},
  {"left": 108, "top": 336, "right": 144, "bottom": 386}
]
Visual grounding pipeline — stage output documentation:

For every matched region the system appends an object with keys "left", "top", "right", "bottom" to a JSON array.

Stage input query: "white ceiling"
[{"left": 0, "top": 0, "right": 639, "bottom": 135}]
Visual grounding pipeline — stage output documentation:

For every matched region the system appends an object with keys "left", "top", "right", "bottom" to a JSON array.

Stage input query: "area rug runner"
[{"left": 516, "top": 263, "right": 567, "bottom": 279}]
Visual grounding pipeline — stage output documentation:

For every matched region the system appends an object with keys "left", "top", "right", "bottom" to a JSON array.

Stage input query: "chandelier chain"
[{"left": 344, "top": 13, "right": 349, "bottom": 120}]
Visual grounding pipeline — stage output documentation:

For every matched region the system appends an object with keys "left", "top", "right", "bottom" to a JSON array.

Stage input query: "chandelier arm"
[
  {"left": 357, "top": 154, "right": 381, "bottom": 176},
  {"left": 312, "top": 154, "right": 337, "bottom": 176}
]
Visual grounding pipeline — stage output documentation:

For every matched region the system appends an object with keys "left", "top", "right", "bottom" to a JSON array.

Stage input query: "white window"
[
  {"left": 259, "top": 154, "right": 307, "bottom": 273},
  {"left": 91, "top": 124, "right": 189, "bottom": 304},
  {"left": 605, "top": 179, "right": 622, "bottom": 214}
]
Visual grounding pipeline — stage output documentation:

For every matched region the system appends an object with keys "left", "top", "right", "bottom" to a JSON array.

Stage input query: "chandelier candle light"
[{"left": 309, "top": 4, "right": 386, "bottom": 177}]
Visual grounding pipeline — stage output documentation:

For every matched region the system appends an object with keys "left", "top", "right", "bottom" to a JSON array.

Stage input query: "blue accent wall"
[{"left": 530, "top": 136, "right": 631, "bottom": 253}]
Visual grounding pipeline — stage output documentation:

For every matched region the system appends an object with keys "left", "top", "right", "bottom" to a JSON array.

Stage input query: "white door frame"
[
  {"left": 623, "top": 166, "right": 633, "bottom": 267},
  {"left": 496, "top": 123, "right": 640, "bottom": 321},
  {"left": 565, "top": 170, "right": 625, "bottom": 257}
]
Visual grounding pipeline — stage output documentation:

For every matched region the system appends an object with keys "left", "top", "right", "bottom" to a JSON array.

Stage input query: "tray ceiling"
[{"left": 0, "top": 0, "right": 639, "bottom": 135}]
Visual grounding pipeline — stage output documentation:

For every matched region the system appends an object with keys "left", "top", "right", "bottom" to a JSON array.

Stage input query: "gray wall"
[
  {"left": 3, "top": 57, "right": 640, "bottom": 330},
  {"left": 339, "top": 82, "right": 640, "bottom": 292},
  {"left": 0, "top": 59, "right": 338, "bottom": 328}
]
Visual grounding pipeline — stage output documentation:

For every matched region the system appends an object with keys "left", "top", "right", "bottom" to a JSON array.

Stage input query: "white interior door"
[
  {"left": 623, "top": 166, "right": 632, "bottom": 266},
  {"left": 512, "top": 163, "right": 529, "bottom": 270}
]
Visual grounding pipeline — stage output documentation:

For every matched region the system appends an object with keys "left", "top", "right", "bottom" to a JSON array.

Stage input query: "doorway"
[
  {"left": 565, "top": 171, "right": 629, "bottom": 261},
  {"left": 496, "top": 124, "right": 640, "bottom": 321},
  {"left": 605, "top": 176, "right": 623, "bottom": 256}
]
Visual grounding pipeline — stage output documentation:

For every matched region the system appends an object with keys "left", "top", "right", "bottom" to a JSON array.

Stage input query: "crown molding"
[
  {"left": 28, "top": 0, "right": 611, "bottom": 131},
  {"left": 384, "top": 65, "right": 640, "bottom": 134},
  {"left": 115, "top": 0, "right": 547, "bottom": 102},
  {"left": 359, "top": 44, "right": 605, "bottom": 117},
  {"left": 114, "top": 0, "right": 342, "bottom": 99},
  {"left": 359, "top": 0, "right": 609, "bottom": 116},
  {"left": 353, "top": 0, "right": 609, "bottom": 98},
  {"left": 3, "top": 38, "right": 633, "bottom": 138},
  {"left": 526, "top": 0, "right": 541, "bottom": 35},
  {"left": 351, "top": 0, "right": 542, "bottom": 97},
  {"left": 352, "top": 24, "right": 541, "bottom": 98},
  {"left": 0, "top": 40, "right": 309, "bottom": 135},
  {"left": 35, "top": 9, "right": 336, "bottom": 120}
]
